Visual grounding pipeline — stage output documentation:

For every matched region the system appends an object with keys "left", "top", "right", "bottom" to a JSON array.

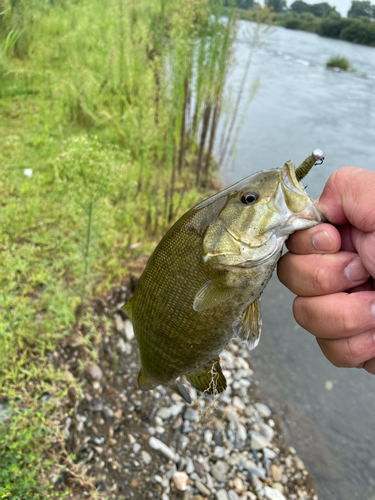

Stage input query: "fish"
[{"left": 124, "top": 153, "right": 324, "bottom": 403}]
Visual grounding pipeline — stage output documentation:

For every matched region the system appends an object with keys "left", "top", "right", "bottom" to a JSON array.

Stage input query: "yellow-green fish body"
[{"left": 125, "top": 160, "right": 322, "bottom": 400}]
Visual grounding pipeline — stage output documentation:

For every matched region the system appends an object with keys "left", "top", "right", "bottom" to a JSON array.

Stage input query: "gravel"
[{"left": 58, "top": 282, "right": 319, "bottom": 500}]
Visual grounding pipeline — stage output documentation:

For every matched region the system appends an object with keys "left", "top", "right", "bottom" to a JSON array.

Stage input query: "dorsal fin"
[
  {"left": 235, "top": 298, "right": 262, "bottom": 350},
  {"left": 186, "top": 358, "right": 227, "bottom": 395}
]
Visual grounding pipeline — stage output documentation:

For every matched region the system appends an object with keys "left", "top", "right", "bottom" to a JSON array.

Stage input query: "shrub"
[{"left": 326, "top": 55, "right": 352, "bottom": 70}]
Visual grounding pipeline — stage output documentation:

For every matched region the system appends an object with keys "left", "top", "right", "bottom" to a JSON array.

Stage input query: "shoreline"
[{"left": 59, "top": 278, "right": 319, "bottom": 500}]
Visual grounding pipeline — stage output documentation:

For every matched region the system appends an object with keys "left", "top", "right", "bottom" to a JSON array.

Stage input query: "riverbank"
[
  {"left": 230, "top": 7, "right": 375, "bottom": 47},
  {"left": 51, "top": 274, "right": 319, "bottom": 500}
]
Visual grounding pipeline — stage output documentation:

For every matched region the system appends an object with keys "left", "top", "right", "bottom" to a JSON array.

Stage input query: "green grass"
[
  {"left": 326, "top": 54, "right": 353, "bottom": 70},
  {"left": 0, "top": 0, "right": 264, "bottom": 496}
]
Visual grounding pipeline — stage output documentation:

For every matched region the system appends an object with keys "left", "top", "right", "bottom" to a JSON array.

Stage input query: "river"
[{"left": 220, "top": 23, "right": 375, "bottom": 500}]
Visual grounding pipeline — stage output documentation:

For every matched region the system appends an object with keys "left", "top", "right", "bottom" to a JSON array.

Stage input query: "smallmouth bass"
[{"left": 124, "top": 154, "right": 324, "bottom": 402}]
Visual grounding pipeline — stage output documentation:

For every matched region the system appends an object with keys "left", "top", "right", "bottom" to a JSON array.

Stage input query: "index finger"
[{"left": 316, "top": 167, "right": 375, "bottom": 231}]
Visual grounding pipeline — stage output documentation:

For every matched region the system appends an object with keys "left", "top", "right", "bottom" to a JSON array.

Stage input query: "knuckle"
[
  {"left": 338, "top": 307, "right": 356, "bottom": 336},
  {"left": 314, "top": 266, "right": 332, "bottom": 294}
]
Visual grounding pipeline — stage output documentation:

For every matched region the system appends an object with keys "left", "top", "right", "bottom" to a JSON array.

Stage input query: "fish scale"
[{"left": 125, "top": 153, "right": 324, "bottom": 402}]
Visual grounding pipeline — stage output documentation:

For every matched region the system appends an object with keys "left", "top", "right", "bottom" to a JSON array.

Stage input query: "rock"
[
  {"left": 195, "top": 480, "right": 210, "bottom": 496},
  {"left": 161, "top": 494, "right": 170, "bottom": 500},
  {"left": 63, "top": 417, "right": 72, "bottom": 439},
  {"left": 156, "top": 426, "right": 165, "bottom": 434},
  {"left": 149, "top": 437, "right": 179, "bottom": 463},
  {"left": 249, "top": 473, "right": 263, "bottom": 492},
  {"left": 211, "top": 460, "right": 228, "bottom": 482},
  {"left": 236, "top": 422, "right": 247, "bottom": 443},
  {"left": 224, "top": 407, "right": 238, "bottom": 422},
  {"left": 214, "top": 446, "right": 225, "bottom": 459},
  {"left": 271, "top": 465, "right": 284, "bottom": 482},
  {"left": 157, "top": 407, "right": 171, "bottom": 419},
  {"left": 232, "top": 396, "right": 245, "bottom": 411},
  {"left": 273, "top": 483, "right": 284, "bottom": 493},
  {"left": 233, "top": 477, "right": 244, "bottom": 491},
  {"left": 259, "top": 423, "right": 274, "bottom": 442},
  {"left": 114, "top": 314, "right": 125, "bottom": 334},
  {"left": 250, "top": 431, "right": 271, "bottom": 450},
  {"left": 172, "top": 472, "right": 189, "bottom": 491},
  {"left": 205, "top": 473, "right": 214, "bottom": 491},
  {"left": 170, "top": 404, "right": 184, "bottom": 417},
  {"left": 216, "top": 490, "right": 229, "bottom": 500},
  {"left": 124, "top": 319, "right": 134, "bottom": 341},
  {"left": 228, "top": 491, "right": 240, "bottom": 500},
  {"left": 255, "top": 403, "right": 272, "bottom": 418},
  {"left": 264, "top": 486, "right": 287, "bottom": 500},
  {"left": 87, "top": 362, "right": 103, "bottom": 381},
  {"left": 141, "top": 450, "right": 152, "bottom": 464},
  {"left": 263, "top": 448, "right": 277, "bottom": 459},
  {"left": 103, "top": 406, "right": 114, "bottom": 419},
  {"left": 133, "top": 443, "right": 141, "bottom": 453},
  {"left": 293, "top": 456, "right": 305, "bottom": 470},
  {"left": 186, "top": 457, "right": 195, "bottom": 475},
  {"left": 204, "top": 429, "right": 213, "bottom": 444},
  {"left": 247, "top": 466, "right": 266, "bottom": 480},
  {"left": 184, "top": 407, "right": 199, "bottom": 421}
]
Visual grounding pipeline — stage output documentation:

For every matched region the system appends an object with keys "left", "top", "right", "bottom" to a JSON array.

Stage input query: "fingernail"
[
  {"left": 312, "top": 231, "right": 333, "bottom": 252},
  {"left": 344, "top": 258, "right": 370, "bottom": 283},
  {"left": 371, "top": 303, "right": 375, "bottom": 320}
]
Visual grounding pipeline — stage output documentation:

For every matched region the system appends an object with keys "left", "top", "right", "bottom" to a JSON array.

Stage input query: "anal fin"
[
  {"left": 187, "top": 358, "right": 227, "bottom": 395},
  {"left": 235, "top": 297, "right": 262, "bottom": 350}
]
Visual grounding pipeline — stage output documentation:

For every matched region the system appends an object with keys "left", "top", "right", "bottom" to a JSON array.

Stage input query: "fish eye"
[{"left": 241, "top": 191, "right": 259, "bottom": 205}]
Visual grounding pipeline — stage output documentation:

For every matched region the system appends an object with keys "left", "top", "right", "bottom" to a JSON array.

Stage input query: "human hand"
[{"left": 278, "top": 166, "right": 375, "bottom": 375}]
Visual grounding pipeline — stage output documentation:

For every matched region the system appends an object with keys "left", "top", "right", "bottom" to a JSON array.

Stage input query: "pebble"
[
  {"left": 149, "top": 437, "right": 179, "bottom": 463},
  {"left": 133, "top": 443, "right": 141, "bottom": 453},
  {"left": 232, "top": 396, "right": 245, "bottom": 411},
  {"left": 247, "top": 466, "right": 266, "bottom": 480},
  {"left": 195, "top": 480, "right": 211, "bottom": 496},
  {"left": 170, "top": 404, "right": 184, "bottom": 417},
  {"left": 141, "top": 450, "right": 152, "bottom": 464},
  {"left": 156, "top": 426, "right": 165, "bottom": 434},
  {"left": 103, "top": 406, "right": 114, "bottom": 419},
  {"left": 204, "top": 429, "right": 213, "bottom": 444},
  {"left": 264, "top": 486, "right": 287, "bottom": 500},
  {"left": 216, "top": 490, "right": 229, "bottom": 500},
  {"left": 255, "top": 403, "right": 272, "bottom": 418},
  {"left": 271, "top": 465, "right": 284, "bottom": 482},
  {"left": 233, "top": 477, "right": 244, "bottom": 491},
  {"left": 259, "top": 423, "right": 274, "bottom": 442},
  {"left": 124, "top": 319, "right": 134, "bottom": 341},
  {"left": 157, "top": 407, "right": 171, "bottom": 420},
  {"left": 184, "top": 407, "right": 199, "bottom": 421},
  {"left": 250, "top": 431, "right": 272, "bottom": 450},
  {"left": 214, "top": 446, "right": 225, "bottom": 459},
  {"left": 228, "top": 491, "right": 240, "bottom": 500},
  {"left": 249, "top": 473, "right": 263, "bottom": 492},
  {"left": 293, "top": 456, "right": 305, "bottom": 470},
  {"left": 186, "top": 457, "right": 195, "bottom": 474},
  {"left": 263, "top": 448, "right": 277, "bottom": 459},
  {"left": 172, "top": 472, "right": 189, "bottom": 491},
  {"left": 114, "top": 314, "right": 125, "bottom": 334},
  {"left": 87, "top": 362, "right": 103, "bottom": 381},
  {"left": 211, "top": 460, "right": 228, "bottom": 482},
  {"left": 236, "top": 422, "right": 247, "bottom": 442}
]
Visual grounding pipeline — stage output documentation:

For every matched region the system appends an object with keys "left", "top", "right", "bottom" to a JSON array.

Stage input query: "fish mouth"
[{"left": 277, "top": 160, "right": 324, "bottom": 227}]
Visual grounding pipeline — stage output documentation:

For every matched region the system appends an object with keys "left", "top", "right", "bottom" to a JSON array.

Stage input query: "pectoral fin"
[
  {"left": 186, "top": 358, "right": 227, "bottom": 395},
  {"left": 193, "top": 275, "right": 235, "bottom": 311},
  {"left": 235, "top": 298, "right": 262, "bottom": 350}
]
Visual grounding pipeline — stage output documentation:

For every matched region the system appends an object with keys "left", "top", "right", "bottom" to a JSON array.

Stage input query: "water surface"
[{"left": 221, "top": 24, "right": 375, "bottom": 500}]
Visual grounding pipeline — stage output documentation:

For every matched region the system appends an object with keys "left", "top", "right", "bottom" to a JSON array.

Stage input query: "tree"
[
  {"left": 290, "top": 0, "right": 310, "bottom": 13},
  {"left": 265, "top": 0, "right": 287, "bottom": 12},
  {"left": 309, "top": 2, "right": 336, "bottom": 17},
  {"left": 347, "top": 0, "right": 375, "bottom": 20}
]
